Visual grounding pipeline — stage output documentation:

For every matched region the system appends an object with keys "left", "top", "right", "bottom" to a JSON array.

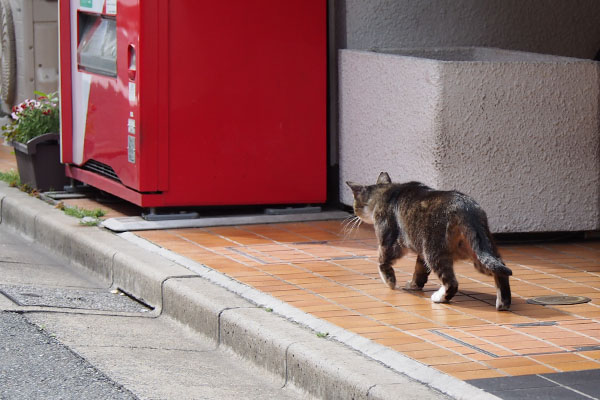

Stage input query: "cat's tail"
[{"left": 461, "top": 213, "right": 512, "bottom": 277}]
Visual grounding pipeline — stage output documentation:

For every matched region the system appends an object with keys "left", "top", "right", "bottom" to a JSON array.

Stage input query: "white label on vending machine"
[
  {"left": 127, "top": 118, "right": 136, "bottom": 134},
  {"left": 106, "top": 0, "right": 117, "bottom": 15},
  {"left": 128, "top": 136, "right": 136, "bottom": 163},
  {"left": 129, "top": 82, "right": 136, "bottom": 103}
]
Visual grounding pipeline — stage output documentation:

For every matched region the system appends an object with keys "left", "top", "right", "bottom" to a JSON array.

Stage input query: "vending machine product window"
[{"left": 77, "top": 14, "right": 116, "bottom": 77}]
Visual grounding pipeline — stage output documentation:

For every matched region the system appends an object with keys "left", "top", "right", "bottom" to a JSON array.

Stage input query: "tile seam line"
[
  {"left": 119, "top": 231, "right": 499, "bottom": 400},
  {"left": 184, "top": 226, "right": 382, "bottom": 272},
  {"left": 170, "top": 231, "right": 260, "bottom": 267},
  {"left": 266, "top": 221, "right": 350, "bottom": 241},
  {"left": 457, "top": 317, "right": 595, "bottom": 361},
  {"left": 510, "top": 261, "right": 600, "bottom": 298},
  {"left": 432, "top": 327, "right": 582, "bottom": 374},
  {"left": 236, "top": 223, "right": 328, "bottom": 243},
  {"left": 236, "top": 223, "right": 378, "bottom": 264},
  {"left": 536, "top": 243, "right": 600, "bottom": 264},
  {"left": 507, "top": 246, "right": 600, "bottom": 284},
  {"left": 572, "top": 242, "right": 600, "bottom": 258},
  {"left": 430, "top": 330, "right": 501, "bottom": 358}
]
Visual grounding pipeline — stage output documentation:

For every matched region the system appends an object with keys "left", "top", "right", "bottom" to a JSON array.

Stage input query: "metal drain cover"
[
  {"left": 0, "top": 284, "right": 151, "bottom": 313},
  {"left": 527, "top": 295, "right": 591, "bottom": 305}
]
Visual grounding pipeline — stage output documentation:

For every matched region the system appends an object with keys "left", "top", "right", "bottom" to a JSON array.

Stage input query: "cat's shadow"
[{"left": 401, "top": 287, "right": 565, "bottom": 316}]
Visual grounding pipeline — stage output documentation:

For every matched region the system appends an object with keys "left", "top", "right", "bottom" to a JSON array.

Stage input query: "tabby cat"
[{"left": 346, "top": 172, "right": 512, "bottom": 311}]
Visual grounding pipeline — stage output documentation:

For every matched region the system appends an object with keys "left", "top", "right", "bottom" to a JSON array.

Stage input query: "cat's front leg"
[
  {"left": 404, "top": 255, "right": 430, "bottom": 291},
  {"left": 375, "top": 221, "right": 403, "bottom": 289},
  {"left": 377, "top": 244, "right": 400, "bottom": 289}
]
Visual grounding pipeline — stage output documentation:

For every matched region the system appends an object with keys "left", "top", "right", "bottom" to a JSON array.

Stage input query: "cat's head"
[{"left": 346, "top": 172, "right": 392, "bottom": 224}]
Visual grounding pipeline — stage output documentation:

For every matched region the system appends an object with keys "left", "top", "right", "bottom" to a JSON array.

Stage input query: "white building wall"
[
  {"left": 339, "top": 48, "right": 600, "bottom": 233},
  {"left": 338, "top": 50, "right": 443, "bottom": 192}
]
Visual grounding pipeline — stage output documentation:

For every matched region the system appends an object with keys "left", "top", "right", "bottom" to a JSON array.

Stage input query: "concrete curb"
[{"left": 0, "top": 182, "right": 498, "bottom": 400}]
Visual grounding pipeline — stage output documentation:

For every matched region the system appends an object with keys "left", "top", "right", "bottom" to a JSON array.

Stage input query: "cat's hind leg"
[
  {"left": 472, "top": 255, "right": 512, "bottom": 310},
  {"left": 404, "top": 255, "right": 430, "bottom": 291},
  {"left": 494, "top": 273, "right": 511, "bottom": 311},
  {"left": 429, "top": 258, "right": 459, "bottom": 303}
]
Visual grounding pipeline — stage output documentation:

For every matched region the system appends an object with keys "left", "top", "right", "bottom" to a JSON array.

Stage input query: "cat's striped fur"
[{"left": 347, "top": 172, "right": 511, "bottom": 311}]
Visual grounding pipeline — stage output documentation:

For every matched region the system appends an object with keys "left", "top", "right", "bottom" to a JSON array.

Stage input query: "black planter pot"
[{"left": 10, "top": 133, "right": 68, "bottom": 192}]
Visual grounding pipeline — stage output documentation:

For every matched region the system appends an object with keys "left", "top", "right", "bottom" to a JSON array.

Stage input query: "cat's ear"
[
  {"left": 346, "top": 181, "right": 363, "bottom": 195},
  {"left": 376, "top": 172, "right": 392, "bottom": 185}
]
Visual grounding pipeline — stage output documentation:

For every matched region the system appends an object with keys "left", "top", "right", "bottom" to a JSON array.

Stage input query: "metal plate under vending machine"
[{"left": 59, "top": 0, "right": 327, "bottom": 208}]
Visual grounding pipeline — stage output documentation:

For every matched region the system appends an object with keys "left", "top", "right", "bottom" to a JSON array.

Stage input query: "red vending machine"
[{"left": 59, "top": 0, "right": 327, "bottom": 208}]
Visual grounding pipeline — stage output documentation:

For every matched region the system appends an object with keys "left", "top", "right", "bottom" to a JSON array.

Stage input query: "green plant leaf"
[
  {"left": 3, "top": 91, "right": 60, "bottom": 143},
  {"left": 0, "top": 169, "right": 20, "bottom": 186},
  {"left": 62, "top": 205, "right": 106, "bottom": 219}
]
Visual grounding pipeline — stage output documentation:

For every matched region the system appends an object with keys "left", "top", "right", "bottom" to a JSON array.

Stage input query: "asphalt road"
[
  {"left": 0, "top": 224, "right": 310, "bottom": 400},
  {"left": 0, "top": 312, "right": 135, "bottom": 399}
]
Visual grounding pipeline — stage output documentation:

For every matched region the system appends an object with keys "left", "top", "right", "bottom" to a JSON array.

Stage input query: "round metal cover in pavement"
[{"left": 527, "top": 295, "right": 591, "bottom": 305}]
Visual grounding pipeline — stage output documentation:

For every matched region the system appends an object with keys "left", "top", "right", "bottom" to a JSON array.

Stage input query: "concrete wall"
[
  {"left": 338, "top": 51, "right": 442, "bottom": 189},
  {"left": 339, "top": 48, "right": 600, "bottom": 233},
  {"left": 336, "top": 0, "right": 600, "bottom": 59},
  {"left": 2, "top": 0, "right": 58, "bottom": 112}
]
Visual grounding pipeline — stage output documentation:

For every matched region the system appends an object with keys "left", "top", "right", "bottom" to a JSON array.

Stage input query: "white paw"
[
  {"left": 496, "top": 288, "right": 510, "bottom": 311},
  {"left": 431, "top": 286, "right": 446, "bottom": 303},
  {"left": 496, "top": 298, "right": 510, "bottom": 311}
]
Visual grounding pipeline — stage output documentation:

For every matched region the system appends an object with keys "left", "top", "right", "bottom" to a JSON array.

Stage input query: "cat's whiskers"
[
  {"left": 341, "top": 215, "right": 362, "bottom": 238},
  {"left": 341, "top": 215, "right": 357, "bottom": 235},
  {"left": 352, "top": 217, "right": 363, "bottom": 235},
  {"left": 341, "top": 218, "right": 351, "bottom": 235}
]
